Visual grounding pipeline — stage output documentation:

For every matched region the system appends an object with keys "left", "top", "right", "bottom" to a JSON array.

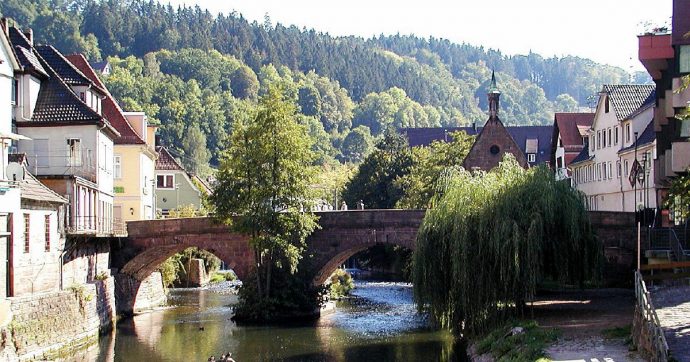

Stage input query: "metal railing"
[
  {"left": 635, "top": 270, "right": 669, "bottom": 362},
  {"left": 669, "top": 229, "right": 688, "bottom": 262},
  {"left": 66, "top": 216, "right": 126, "bottom": 236}
]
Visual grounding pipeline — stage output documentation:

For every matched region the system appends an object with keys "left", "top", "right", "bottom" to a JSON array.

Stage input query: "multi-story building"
[
  {"left": 569, "top": 85, "right": 657, "bottom": 212},
  {"left": 155, "top": 146, "right": 210, "bottom": 215},
  {"left": 638, "top": 0, "right": 690, "bottom": 223},
  {"left": 66, "top": 54, "right": 158, "bottom": 224},
  {"left": 8, "top": 27, "right": 121, "bottom": 236},
  {"left": 550, "top": 112, "right": 594, "bottom": 181}
]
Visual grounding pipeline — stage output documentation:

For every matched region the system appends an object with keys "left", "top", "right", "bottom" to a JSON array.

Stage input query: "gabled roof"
[
  {"left": 570, "top": 142, "right": 593, "bottom": 165},
  {"left": 554, "top": 112, "right": 594, "bottom": 149},
  {"left": 602, "top": 84, "right": 656, "bottom": 121},
  {"left": 618, "top": 118, "right": 656, "bottom": 154},
  {"left": 90, "top": 60, "right": 109, "bottom": 73},
  {"left": 9, "top": 153, "right": 67, "bottom": 204},
  {"left": 400, "top": 125, "right": 553, "bottom": 165},
  {"left": 34, "top": 45, "right": 101, "bottom": 90},
  {"left": 155, "top": 146, "right": 186, "bottom": 172},
  {"left": 66, "top": 54, "right": 146, "bottom": 145},
  {"left": 7, "top": 27, "right": 47, "bottom": 77}
]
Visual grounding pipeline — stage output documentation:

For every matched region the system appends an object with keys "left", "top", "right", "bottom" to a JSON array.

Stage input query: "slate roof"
[
  {"left": 602, "top": 84, "right": 656, "bottom": 121},
  {"left": 9, "top": 154, "right": 67, "bottom": 204},
  {"left": 570, "top": 142, "right": 593, "bottom": 165},
  {"left": 67, "top": 54, "right": 146, "bottom": 145},
  {"left": 618, "top": 118, "right": 656, "bottom": 154},
  {"left": 553, "top": 113, "right": 594, "bottom": 151},
  {"left": 400, "top": 125, "right": 553, "bottom": 165},
  {"left": 155, "top": 146, "right": 186, "bottom": 171},
  {"left": 34, "top": 45, "right": 97, "bottom": 88},
  {"left": 7, "top": 27, "right": 47, "bottom": 77}
]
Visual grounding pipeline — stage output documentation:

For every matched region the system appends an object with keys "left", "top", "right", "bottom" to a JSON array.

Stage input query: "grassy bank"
[{"left": 471, "top": 320, "right": 559, "bottom": 361}]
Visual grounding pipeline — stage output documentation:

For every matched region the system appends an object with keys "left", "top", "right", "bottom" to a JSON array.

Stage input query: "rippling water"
[{"left": 71, "top": 281, "right": 466, "bottom": 362}]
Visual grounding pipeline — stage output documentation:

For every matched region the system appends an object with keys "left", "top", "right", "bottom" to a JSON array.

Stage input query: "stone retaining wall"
[
  {"left": 0, "top": 277, "right": 116, "bottom": 360},
  {"left": 114, "top": 271, "right": 166, "bottom": 315}
]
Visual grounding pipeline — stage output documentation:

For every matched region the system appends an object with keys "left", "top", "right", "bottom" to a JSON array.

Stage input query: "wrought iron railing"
[
  {"left": 635, "top": 270, "right": 669, "bottom": 361},
  {"left": 66, "top": 216, "right": 126, "bottom": 236}
]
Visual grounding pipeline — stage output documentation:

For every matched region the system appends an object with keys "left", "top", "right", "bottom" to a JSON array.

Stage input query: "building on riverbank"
[
  {"left": 550, "top": 112, "right": 594, "bottom": 181},
  {"left": 66, "top": 53, "right": 159, "bottom": 224},
  {"left": 569, "top": 84, "right": 659, "bottom": 212},
  {"left": 155, "top": 146, "right": 210, "bottom": 215}
]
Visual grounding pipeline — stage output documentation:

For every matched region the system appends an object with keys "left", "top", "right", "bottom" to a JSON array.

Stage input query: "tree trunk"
[{"left": 265, "top": 248, "right": 273, "bottom": 299}]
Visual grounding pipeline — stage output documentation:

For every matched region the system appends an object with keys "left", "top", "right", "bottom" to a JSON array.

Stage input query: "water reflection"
[{"left": 71, "top": 281, "right": 465, "bottom": 361}]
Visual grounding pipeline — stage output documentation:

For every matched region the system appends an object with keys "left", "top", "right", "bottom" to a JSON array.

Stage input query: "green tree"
[
  {"left": 413, "top": 156, "right": 600, "bottom": 336},
  {"left": 212, "top": 85, "right": 319, "bottom": 310},
  {"left": 396, "top": 131, "right": 475, "bottom": 209},
  {"left": 182, "top": 124, "right": 211, "bottom": 176},
  {"left": 340, "top": 125, "right": 374, "bottom": 163},
  {"left": 554, "top": 93, "right": 579, "bottom": 112},
  {"left": 342, "top": 129, "right": 413, "bottom": 208}
]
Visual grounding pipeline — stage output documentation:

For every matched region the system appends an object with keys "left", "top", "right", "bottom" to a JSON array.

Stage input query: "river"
[{"left": 72, "top": 281, "right": 466, "bottom": 361}]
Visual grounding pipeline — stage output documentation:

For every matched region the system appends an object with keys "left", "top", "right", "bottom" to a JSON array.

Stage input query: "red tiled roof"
[
  {"left": 66, "top": 54, "right": 146, "bottom": 145},
  {"left": 554, "top": 113, "right": 594, "bottom": 148},
  {"left": 155, "top": 146, "right": 185, "bottom": 171}
]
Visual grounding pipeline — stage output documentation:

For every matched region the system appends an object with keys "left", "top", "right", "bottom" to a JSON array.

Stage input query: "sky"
[{"left": 161, "top": 0, "right": 673, "bottom": 71}]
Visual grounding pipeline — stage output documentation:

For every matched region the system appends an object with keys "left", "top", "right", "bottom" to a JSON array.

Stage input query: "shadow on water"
[{"left": 71, "top": 281, "right": 467, "bottom": 362}]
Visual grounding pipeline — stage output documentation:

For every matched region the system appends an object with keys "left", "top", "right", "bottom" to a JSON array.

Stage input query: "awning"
[{"left": 0, "top": 132, "right": 31, "bottom": 140}]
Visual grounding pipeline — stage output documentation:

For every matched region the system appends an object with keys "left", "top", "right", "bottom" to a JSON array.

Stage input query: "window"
[
  {"left": 605, "top": 95, "right": 610, "bottom": 113},
  {"left": 590, "top": 135, "right": 594, "bottom": 152},
  {"left": 11, "top": 78, "right": 18, "bottom": 105},
  {"left": 625, "top": 160, "right": 629, "bottom": 177},
  {"left": 598, "top": 163, "right": 602, "bottom": 181},
  {"left": 597, "top": 131, "right": 601, "bottom": 149},
  {"left": 23, "top": 213, "right": 30, "bottom": 253},
  {"left": 156, "top": 174, "right": 174, "bottom": 189},
  {"left": 625, "top": 123, "right": 631, "bottom": 143},
  {"left": 527, "top": 154, "right": 536, "bottom": 162},
  {"left": 680, "top": 45, "right": 690, "bottom": 74},
  {"left": 616, "top": 161, "right": 621, "bottom": 178},
  {"left": 67, "top": 138, "right": 82, "bottom": 166},
  {"left": 608, "top": 162, "right": 613, "bottom": 179},
  {"left": 608, "top": 128, "right": 612, "bottom": 148},
  {"left": 114, "top": 155, "right": 122, "bottom": 179},
  {"left": 79, "top": 92, "right": 86, "bottom": 102},
  {"left": 615, "top": 126, "right": 619, "bottom": 145},
  {"left": 44, "top": 215, "right": 50, "bottom": 251}
]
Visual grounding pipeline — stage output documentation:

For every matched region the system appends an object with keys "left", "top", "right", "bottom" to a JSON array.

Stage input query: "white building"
[
  {"left": 570, "top": 85, "right": 658, "bottom": 212},
  {"left": 8, "top": 28, "right": 120, "bottom": 236}
]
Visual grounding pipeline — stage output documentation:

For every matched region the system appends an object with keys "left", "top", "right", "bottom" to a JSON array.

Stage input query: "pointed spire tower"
[
  {"left": 461, "top": 71, "right": 528, "bottom": 171},
  {"left": 488, "top": 70, "right": 501, "bottom": 120}
]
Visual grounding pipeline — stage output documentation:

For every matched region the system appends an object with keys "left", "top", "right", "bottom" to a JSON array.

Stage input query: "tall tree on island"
[{"left": 212, "top": 85, "right": 319, "bottom": 310}]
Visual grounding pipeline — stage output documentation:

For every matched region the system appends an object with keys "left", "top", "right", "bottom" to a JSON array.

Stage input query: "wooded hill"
[{"left": 0, "top": 0, "right": 650, "bottom": 170}]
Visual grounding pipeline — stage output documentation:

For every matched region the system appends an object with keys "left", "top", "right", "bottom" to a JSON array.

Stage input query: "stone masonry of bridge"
[{"left": 111, "top": 210, "right": 639, "bottom": 313}]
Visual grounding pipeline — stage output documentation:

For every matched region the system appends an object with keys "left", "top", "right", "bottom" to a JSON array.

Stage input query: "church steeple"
[{"left": 488, "top": 71, "right": 501, "bottom": 120}]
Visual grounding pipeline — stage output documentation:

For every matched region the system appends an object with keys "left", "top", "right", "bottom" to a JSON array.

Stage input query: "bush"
[
  {"left": 210, "top": 271, "right": 237, "bottom": 283},
  {"left": 329, "top": 269, "right": 354, "bottom": 299}
]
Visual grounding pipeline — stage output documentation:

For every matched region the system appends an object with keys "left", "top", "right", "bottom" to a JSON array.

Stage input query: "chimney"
[{"left": 23, "top": 28, "right": 33, "bottom": 46}]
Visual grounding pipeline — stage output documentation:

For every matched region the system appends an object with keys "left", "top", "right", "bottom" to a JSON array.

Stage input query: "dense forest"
[{"left": 0, "top": 0, "right": 651, "bottom": 170}]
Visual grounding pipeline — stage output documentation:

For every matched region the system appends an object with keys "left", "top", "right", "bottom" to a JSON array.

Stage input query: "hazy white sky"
[{"left": 162, "top": 0, "right": 672, "bottom": 71}]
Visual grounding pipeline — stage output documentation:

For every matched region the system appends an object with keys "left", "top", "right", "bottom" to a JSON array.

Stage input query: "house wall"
[
  {"left": 14, "top": 75, "right": 41, "bottom": 122},
  {"left": 11, "top": 202, "right": 64, "bottom": 296},
  {"left": 114, "top": 145, "right": 155, "bottom": 222},
  {"left": 572, "top": 101, "right": 657, "bottom": 212},
  {"left": 17, "top": 125, "right": 100, "bottom": 181},
  {"left": 155, "top": 171, "right": 203, "bottom": 212},
  {"left": 62, "top": 238, "right": 110, "bottom": 287}
]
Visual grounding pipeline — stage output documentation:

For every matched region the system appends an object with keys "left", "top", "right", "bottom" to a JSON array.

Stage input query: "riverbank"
[{"left": 469, "top": 288, "right": 643, "bottom": 361}]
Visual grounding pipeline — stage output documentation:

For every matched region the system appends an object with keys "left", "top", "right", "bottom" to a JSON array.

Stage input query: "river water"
[{"left": 73, "top": 281, "right": 466, "bottom": 361}]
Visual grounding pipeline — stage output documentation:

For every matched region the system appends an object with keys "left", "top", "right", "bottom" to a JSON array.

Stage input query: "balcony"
[
  {"left": 639, "top": 34, "right": 674, "bottom": 80},
  {"left": 67, "top": 216, "right": 126, "bottom": 237}
]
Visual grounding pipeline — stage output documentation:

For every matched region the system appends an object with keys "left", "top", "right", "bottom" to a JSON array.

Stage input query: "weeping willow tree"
[{"left": 413, "top": 155, "right": 601, "bottom": 336}]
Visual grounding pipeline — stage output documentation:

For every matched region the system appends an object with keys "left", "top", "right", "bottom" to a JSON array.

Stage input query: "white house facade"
[{"left": 570, "top": 84, "right": 658, "bottom": 212}]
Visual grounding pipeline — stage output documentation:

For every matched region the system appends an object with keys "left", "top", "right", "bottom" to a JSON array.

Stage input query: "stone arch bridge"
[{"left": 111, "top": 210, "right": 424, "bottom": 312}]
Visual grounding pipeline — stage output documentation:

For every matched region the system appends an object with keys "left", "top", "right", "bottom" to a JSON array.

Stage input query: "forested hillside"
[{"left": 0, "top": 0, "right": 650, "bottom": 170}]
